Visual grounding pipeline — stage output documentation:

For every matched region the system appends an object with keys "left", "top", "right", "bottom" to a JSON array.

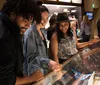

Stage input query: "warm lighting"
[
  {"left": 56, "top": 5, "right": 60, "bottom": 9},
  {"left": 63, "top": 9, "right": 69, "bottom": 13},
  {"left": 59, "top": 0, "right": 71, "bottom": 2},
  {"left": 43, "top": 4, "right": 76, "bottom": 8},
  {"left": 71, "top": 10, "right": 77, "bottom": 12},
  {"left": 54, "top": 12, "right": 58, "bottom": 15},
  {"left": 72, "top": 0, "right": 82, "bottom": 3},
  {"left": 47, "top": 0, "right": 57, "bottom": 1}
]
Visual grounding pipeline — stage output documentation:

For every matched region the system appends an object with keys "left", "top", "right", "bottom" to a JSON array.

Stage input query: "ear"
[{"left": 9, "top": 12, "right": 16, "bottom": 21}]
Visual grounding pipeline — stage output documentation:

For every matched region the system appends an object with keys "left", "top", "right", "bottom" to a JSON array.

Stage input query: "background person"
[{"left": 79, "top": 15, "right": 91, "bottom": 42}]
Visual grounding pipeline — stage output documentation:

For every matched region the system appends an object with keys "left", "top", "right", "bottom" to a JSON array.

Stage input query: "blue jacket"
[{"left": 23, "top": 24, "right": 50, "bottom": 76}]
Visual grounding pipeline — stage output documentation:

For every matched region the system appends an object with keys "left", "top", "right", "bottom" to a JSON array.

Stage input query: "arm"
[
  {"left": 50, "top": 32, "right": 59, "bottom": 63},
  {"left": 75, "top": 32, "right": 100, "bottom": 49},
  {"left": 77, "top": 39, "right": 100, "bottom": 49},
  {"left": 72, "top": 28, "right": 100, "bottom": 49},
  {"left": 23, "top": 30, "right": 39, "bottom": 75},
  {"left": 15, "top": 70, "right": 44, "bottom": 85},
  {"left": 35, "top": 57, "right": 61, "bottom": 72},
  {"left": 22, "top": 30, "right": 44, "bottom": 84}
]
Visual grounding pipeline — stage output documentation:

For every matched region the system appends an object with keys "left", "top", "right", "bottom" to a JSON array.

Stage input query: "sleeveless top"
[{"left": 58, "top": 36, "right": 78, "bottom": 59}]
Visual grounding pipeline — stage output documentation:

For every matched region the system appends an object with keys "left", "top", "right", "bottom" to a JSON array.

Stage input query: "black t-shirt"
[
  {"left": 0, "top": 13, "right": 23, "bottom": 85},
  {"left": 47, "top": 27, "right": 55, "bottom": 41}
]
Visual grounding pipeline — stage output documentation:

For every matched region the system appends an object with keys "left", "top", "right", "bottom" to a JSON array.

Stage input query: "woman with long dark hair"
[
  {"left": 50, "top": 12, "right": 100, "bottom": 79},
  {"left": 50, "top": 13, "right": 77, "bottom": 63}
]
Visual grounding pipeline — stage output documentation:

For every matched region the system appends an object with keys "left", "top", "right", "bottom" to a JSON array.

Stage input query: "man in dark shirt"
[{"left": 0, "top": 0, "right": 44, "bottom": 85}]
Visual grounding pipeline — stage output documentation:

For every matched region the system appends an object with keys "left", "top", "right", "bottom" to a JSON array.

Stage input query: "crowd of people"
[{"left": 0, "top": 0, "right": 100, "bottom": 85}]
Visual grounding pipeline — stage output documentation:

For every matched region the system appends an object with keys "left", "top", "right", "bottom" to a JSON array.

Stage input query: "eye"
[
  {"left": 23, "top": 19, "right": 28, "bottom": 23},
  {"left": 65, "top": 22, "right": 68, "bottom": 25},
  {"left": 60, "top": 25, "right": 63, "bottom": 28}
]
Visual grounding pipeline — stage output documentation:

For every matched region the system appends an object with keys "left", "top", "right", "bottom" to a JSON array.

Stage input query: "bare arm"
[
  {"left": 75, "top": 30, "right": 100, "bottom": 49},
  {"left": 77, "top": 39, "right": 100, "bottom": 48},
  {"left": 15, "top": 70, "right": 44, "bottom": 85},
  {"left": 72, "top": 29, "right": 100, "bottom": 49},
  {"left": 50, "top": 32, "right": 59, "bottom": 63}
]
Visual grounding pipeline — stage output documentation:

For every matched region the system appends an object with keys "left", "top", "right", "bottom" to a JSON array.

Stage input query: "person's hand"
[
  {"left": 37, "top": 23, "right": 44, "bottom": 29},
  {"left": 94, "top": 36, "right": 99, "bottom": 39},
  {"left": 48, "top": 60, "right": 62, "bottom": 72},
  {"left": 56, "top": 71, "right": 63, "bottom": 80},
  {"left": 30, "top": 70, "right": 44, "bottom": 82},
  {"left": 90, "top": 38, "right": 100, "bottom": 44},
  {"left": 93, "top": 38, "right": 100, "bottom": 43}
]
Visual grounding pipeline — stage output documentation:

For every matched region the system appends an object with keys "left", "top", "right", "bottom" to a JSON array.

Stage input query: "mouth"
[
  {"left": 21, "top": 27, "right": 27, "bottom": 30},
  {"left": 20, "top": 28, "right": 27, "bottom": 34},
  {"left": 41, "top": 23, "right": 45, "bottom": 27}
]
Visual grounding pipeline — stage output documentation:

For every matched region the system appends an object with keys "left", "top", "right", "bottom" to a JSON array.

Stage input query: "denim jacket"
[{"left": 23, "top": 24, "right": 50, "bottom": 76}]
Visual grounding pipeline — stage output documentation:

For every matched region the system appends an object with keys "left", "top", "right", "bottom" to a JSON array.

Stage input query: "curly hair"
[{"left": 1, "top": 0, "right": 41, "bottom": 24}]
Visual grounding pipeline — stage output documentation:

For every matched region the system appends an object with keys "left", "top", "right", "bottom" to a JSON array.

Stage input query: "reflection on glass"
[
  {"left": 72, "top": 0, "right": 82, "bottom": 3},
  {"left": 59, "top": 0, "right": 71, "bottom": 2}
]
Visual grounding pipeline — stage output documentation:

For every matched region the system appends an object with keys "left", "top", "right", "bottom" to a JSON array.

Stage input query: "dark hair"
[
  {"left": 39, "top": 5, "right": 49, "bottom": 13},
  {"left": 56, "top": 13, "right": 73, "bottom": 42},
  {"left": 37, "top": 1, "right": 43, "bottom": 6},
  {"left": 56, "top": 22, "right": 73, "bottom": 43},
  {"left": 1, "top": 0, "right": 41, "bottom": 24},
  {"left": 49, "top": 14, "right": 57, "bottom": 25}
]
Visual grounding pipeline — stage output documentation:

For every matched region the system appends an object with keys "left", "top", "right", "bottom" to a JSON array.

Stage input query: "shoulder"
[
  {"left": 24, "top": 26, "right": 35, "bottom": 39},
  {"left": 51, "top": 32, "right": 57, "bottom": 40}
]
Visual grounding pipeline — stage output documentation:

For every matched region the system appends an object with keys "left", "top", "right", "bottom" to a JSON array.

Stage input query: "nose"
[
  {"left": 41, "top": 19, "right": 48, "bottom": 26},
  {"left": 62, "top": 27, "right": 66, "bottom": 30},
  {"left": 25, "top": 23, "right": 31, "bottom": 28}
]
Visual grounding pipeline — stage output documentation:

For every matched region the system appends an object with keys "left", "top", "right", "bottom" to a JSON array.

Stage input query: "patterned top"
[{"left": 58, "top": 36, "right": 78, "bottom": 59}]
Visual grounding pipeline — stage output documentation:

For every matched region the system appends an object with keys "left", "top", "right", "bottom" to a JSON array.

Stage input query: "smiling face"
[
  {"left": 10, "top": 13, "right": 34, "bottom": 34},
  {"left": 15, "top": 16, "right": 33, "bottom": 34},
  {"left": 70, "top": 21, "right": 77, "bottom": 31},
  {"left": 59, "top": 21, "right": 69, "bottom": 34},
  {"left": 40, "top": 11, "right": 49, "bottom": 28}
]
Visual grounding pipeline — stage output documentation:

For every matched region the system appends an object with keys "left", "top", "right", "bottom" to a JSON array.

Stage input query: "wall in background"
[
  {"left": 0, "top": 0, "right": 5, "bottom": 10},
  {"left": 84, "top": 0, "right": 100, "bottom": 38}
]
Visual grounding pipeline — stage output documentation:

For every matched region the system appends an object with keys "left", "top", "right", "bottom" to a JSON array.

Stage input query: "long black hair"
[
  {"left": 39, "top": 5, "right": 49, "bottom": 14},
  {"left": 57, "top": 22, "right": 73, "bottom": 43},
  {"left": 1, "top": 0, "right": 41, "bottom": 24},
  {"left": 37, "top": 1, "right": 49, "bottom": 13}
]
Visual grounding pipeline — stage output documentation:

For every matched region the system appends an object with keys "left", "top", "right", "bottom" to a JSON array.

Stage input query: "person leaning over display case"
[
  {"left": 23, "top": 5, "right": 61, "bottom": 77},
  {"left": 50, "top": 12, "right": 100, "bottom": 71},
  {"left": 0, "top": 0, "right": 44, "bottom": 85}
]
